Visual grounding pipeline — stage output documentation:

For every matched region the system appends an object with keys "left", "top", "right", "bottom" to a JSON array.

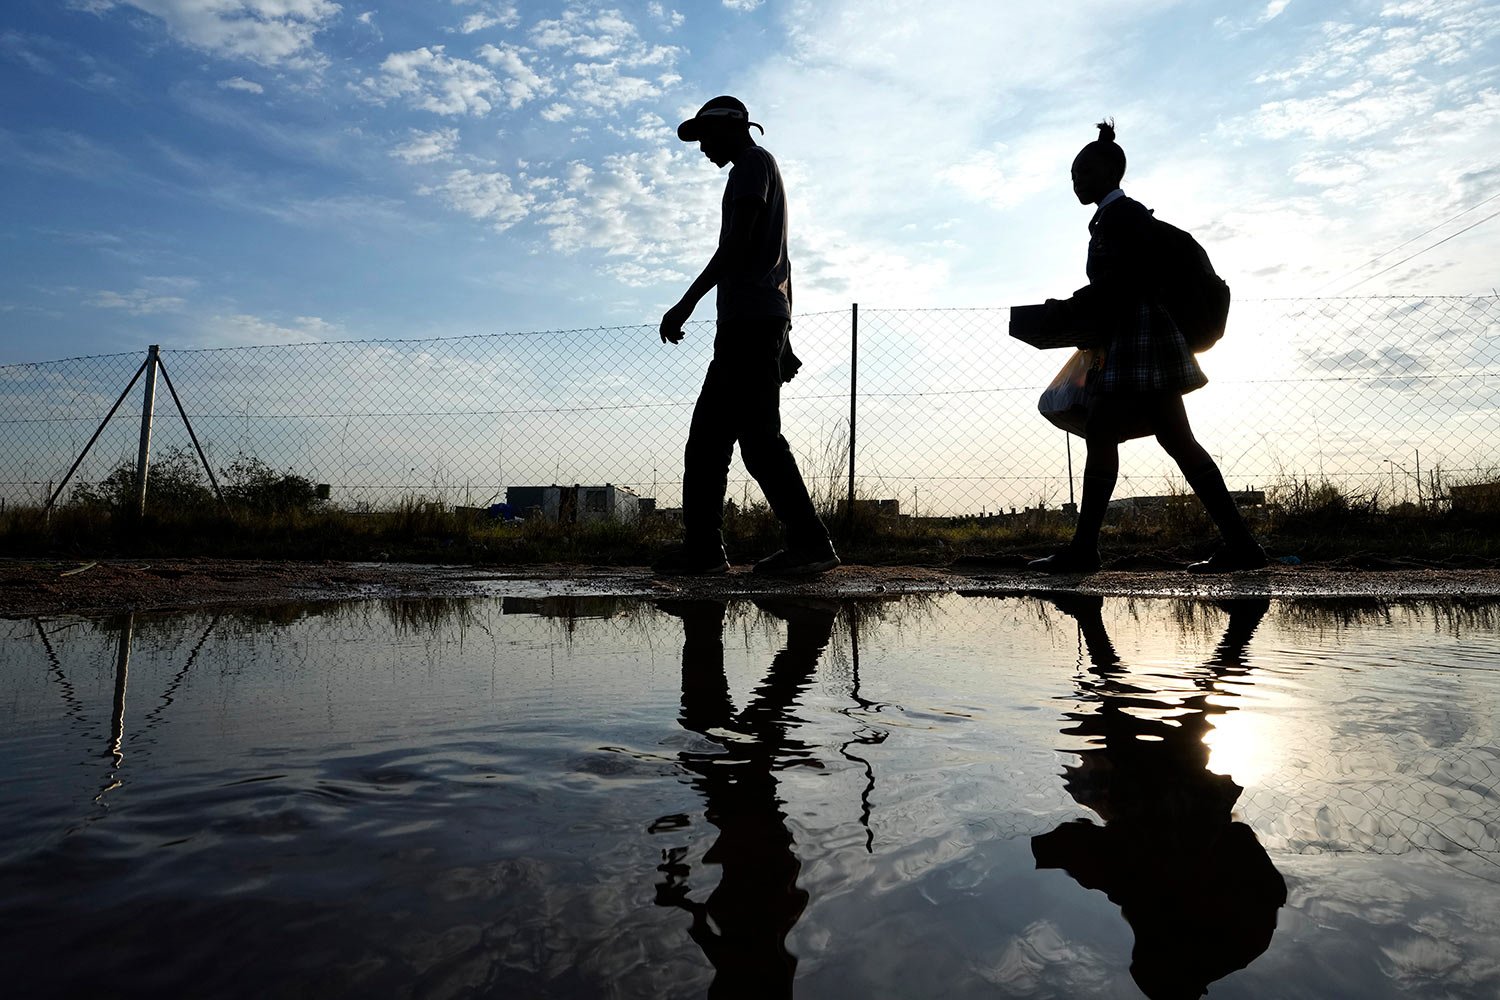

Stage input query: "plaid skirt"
[{"left": 1092, "top": 299, "right": 1207, "bottom": 396}]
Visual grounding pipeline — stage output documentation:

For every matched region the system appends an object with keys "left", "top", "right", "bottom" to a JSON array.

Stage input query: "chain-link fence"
[{"left": 2, "top": 295, "right": 1497, "bottom": 517}]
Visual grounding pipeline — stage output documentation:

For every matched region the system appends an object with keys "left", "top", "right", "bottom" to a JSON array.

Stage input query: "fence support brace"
[
  {"left": 44, "top": 354, "right": 151, "bottom": 518},
  {"left": 158, "top": 360, "right": 223, "bottom": 505},
  {"left": 44, "top": 344, "right": 223, "bottom": 518}
]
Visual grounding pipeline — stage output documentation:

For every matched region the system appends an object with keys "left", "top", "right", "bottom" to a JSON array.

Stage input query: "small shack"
[{"left": 506, "top": 484, "right": 641, "bottom": 524}]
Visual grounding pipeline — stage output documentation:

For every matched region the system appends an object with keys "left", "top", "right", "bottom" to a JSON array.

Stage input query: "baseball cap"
[{"left": 676, "top": 95, "right": 764, "bottom": 141}]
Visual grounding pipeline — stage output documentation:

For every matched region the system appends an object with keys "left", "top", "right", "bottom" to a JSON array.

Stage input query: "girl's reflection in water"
[
  {"left": 651, "top": 598, "right": 837, "bottom": 1000},
  {"left": 1032, "top": 596, "right": 1288, "bottom": 1000}
]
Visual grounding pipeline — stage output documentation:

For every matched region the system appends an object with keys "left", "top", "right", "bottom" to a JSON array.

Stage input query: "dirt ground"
[{"left": 5, "top": 556, "right": 1500, "bottom": 618}]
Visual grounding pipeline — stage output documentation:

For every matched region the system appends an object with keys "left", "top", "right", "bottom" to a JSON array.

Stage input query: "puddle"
[{"left": 3, "top": 594, "right": 1498, "bottom": 998}]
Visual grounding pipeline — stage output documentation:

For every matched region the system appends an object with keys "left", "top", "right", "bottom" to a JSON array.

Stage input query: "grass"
[{"left": 4, "top": 471, "right": 1497, "bottom": 567}]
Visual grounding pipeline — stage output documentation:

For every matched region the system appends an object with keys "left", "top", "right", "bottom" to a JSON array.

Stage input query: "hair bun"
[{"left": 1095, "top": 118, "right": 1116, "bottom": 143}]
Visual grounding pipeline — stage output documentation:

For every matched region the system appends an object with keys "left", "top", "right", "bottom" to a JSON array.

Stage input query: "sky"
[{"left": 2, "top": 0, "right": 1498, "bottom": 364}]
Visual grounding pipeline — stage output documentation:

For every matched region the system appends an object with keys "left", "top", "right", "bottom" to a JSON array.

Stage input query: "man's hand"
[{"left": 660, "top": 301, "right": 692, "bottom": 344}]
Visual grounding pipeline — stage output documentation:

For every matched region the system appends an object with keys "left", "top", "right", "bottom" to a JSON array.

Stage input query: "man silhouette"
[
  {"left": 655, "top": 96, "right": 839, "bottom": 577},
  {"left": 651, "top": 598, "right": 837, "bottom": 998}
]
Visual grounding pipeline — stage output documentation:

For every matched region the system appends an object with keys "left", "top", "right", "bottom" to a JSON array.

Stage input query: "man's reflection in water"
[
  {"left": 652, "top": 598, "right": 836, "bottom": 1000},
  {"left": 1032, "top": 596, "right": 1288, "bottom": 1000}
]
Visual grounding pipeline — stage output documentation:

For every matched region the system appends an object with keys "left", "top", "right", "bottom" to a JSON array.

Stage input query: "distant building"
[
  {"left": 506, "top": 484, "right": 641, "bottom": 524},
  {"left": 841, "top": 498, "right": 901, "bottom": 519},
  {"left": 1108, "top": 489, "right": 1265, "bottom": 514}
]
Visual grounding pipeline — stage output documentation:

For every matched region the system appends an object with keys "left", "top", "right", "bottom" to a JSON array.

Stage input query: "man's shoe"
[
  {"left": 1027, "top": 546, "right": 1102, "bottom": 574},
  {"left": 1186, "top": 541, "right": 1268, "bottom": 574},
  {"left": 753, "top": 546, "right": 840, "bottom": 576},
  {"left": 652, "top": 545, "right": 730, "bottom": 575}
]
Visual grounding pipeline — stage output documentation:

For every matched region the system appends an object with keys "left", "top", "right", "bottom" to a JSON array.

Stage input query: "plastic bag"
[{"left": 1038, "top": 348, "right": 1101, "bottom": 437}]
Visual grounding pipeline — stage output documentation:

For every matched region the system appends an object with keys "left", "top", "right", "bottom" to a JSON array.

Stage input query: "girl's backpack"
[{"left": 1150, "top": 216, "right": 1231, "bottom": 352}]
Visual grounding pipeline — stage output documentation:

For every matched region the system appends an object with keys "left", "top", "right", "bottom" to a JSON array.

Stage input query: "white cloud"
[
  {"left": 361, "top": 44, "right": 551, "bottom": 115},
  {"left": 98, "top": 0, "right": 341, "bottom": 70},
  {"left": 938, "top": 141, "right": 1056, "bottom": 211},
  {"left": 533, "top": 148, "right": 717, "bottom": 285},
  {"left": 1261, "top": 0, "right": 1290, "bottom": 21},
  {"left": 539, "top": 102, "right": 573, "bottom": 122},
  {"left": 1, "top": 31, "right": 56, "bottom": 74},
  {"left": 568, "top": 62, "right": 662, "bottom": 108},
  {"left": 201, "top": 312, "right": 337, "bottom": 346},
  {"left": 1289, "top": 154, "right": 1369, "bottom": 189},
  {"left": 390, "top": 126, "right": 460, "bottom": 163},
  {"left": 423, "top": 168, "right": 532, "bottom": 230},
  {"left": 353, "top": 8, "right": 380, "bottom": 40},
  {"left": 1215, "top": 0, "right": 1500, "bottom": 293},
  {"left": 702, "top": 2, "right": 1191, "bottom": 306},
  {"left": 647, "top": 3, "right": 684, "bottom": 29},
  {"left": 458, "top": 5, "right": 518, "bottom": 34},
  {"left": 460, "top": 13, "right": 501, "bottom": 33},
  {"left": 361, "top": 46, "right": 499, "bottom": 115},
  {"left": 0, "top": 127, "right": 130, "bottom": 181},
  {"left": 475, "top": 42, "right": 552, "bottom": 107},
  {"left": 794, "top": 224, "right": 951, "bottom": 307},
  {"left": 617, "top": 111, "right": 669, "bottom": 142},
  {"left": 529, "top": 7, "right": 679, "bottom": 111},
  {"left": 142, "top": 274, "right": 199, "bottom": 292},
  {"left": 2, "top": 30, "right": 121, "bottom": 91},
  {"left": 259, "top": 193, "right": 415, "bottom": 231},
  {"left": 217, "top": 75, "right": 263, "bottom": 93},
  {"left": 778, "top": 0, "right": 1182, "bottom": 104},
  {"left": 1251, "top": 80, "right": 1437, "bottom": 141},
  {"left": 1217, "top": 0, "right": 1292, "bottom": 35},
  {"left": 723, "top": 0, "right": 763, "bottom": 10},
  {"left": 89, "top": 288, "right": 188, "bottom": 314}
]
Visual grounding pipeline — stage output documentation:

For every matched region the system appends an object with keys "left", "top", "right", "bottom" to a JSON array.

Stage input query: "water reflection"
[
  {"left": 5, "top": 594, "right": 1499, "bottom": 998},
  {"left": 1032, "top": 596, "right": 1288, "bottom": 999},
  {"left": 651, "top": 598, "right": 840, "bottom": 999}
]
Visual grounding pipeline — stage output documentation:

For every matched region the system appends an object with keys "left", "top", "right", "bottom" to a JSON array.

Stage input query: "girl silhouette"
[{"left": 1031, "top": 121, "right": 1267, "bottom": 574}]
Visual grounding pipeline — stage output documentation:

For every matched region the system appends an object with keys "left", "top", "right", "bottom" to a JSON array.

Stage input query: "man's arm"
[{"left": 660, "top": 195, "right": 764, "bottom": 343}]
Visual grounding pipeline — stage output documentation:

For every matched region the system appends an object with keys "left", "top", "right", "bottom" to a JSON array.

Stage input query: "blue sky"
[{"left": 2, "top": 0, "right": 1498, "bottom": 363}]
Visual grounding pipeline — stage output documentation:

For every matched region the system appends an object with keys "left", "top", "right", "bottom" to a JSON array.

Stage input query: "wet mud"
[{"left": 5, "top": 557, "right": 1500, "bottom": 617}]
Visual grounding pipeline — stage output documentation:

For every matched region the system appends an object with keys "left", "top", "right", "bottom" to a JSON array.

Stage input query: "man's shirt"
[{"left": 717, "top": 145, "right": 792, "bottom": 321}]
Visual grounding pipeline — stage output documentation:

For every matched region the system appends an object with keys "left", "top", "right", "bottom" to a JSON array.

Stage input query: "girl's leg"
[
  {"left": 1030, "top": 396, "right": 1127, "bottom": 571},
  {"left": 1067, "top": 395, "right": 1133, "bottom": 551},
  {"left": 1147, "top": 394, "right": 1259, "bottom": 549}
]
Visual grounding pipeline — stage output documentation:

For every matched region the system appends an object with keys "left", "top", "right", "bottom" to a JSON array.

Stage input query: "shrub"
[
  {"left": 71, "top": 446, "right": 215, "bottom": 513},
  {"left": 220, "top": 454, "right": 322, "bottom": 514}
]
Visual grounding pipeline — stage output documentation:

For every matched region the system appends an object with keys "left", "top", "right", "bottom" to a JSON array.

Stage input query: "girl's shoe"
[
  {"left": 1027, "top": 546, "right": 1102, "bottom": 573},
  {"left": 652, "top": 545, "right": 730, "bottom": 575},
  {"left": 1186, "top": 542, "right": 1268, "bottom": 574}
]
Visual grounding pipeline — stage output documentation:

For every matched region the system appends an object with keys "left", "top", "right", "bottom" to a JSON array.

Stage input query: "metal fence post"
[
  {"left": 846, "top": 303, "right": 858, "bottom": 531},
  {"left": 134, "top": 345, "right": 160, "bottom": 517}
]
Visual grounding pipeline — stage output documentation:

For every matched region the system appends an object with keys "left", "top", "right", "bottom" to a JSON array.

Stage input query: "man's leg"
[
  {"left": 680, "top": 359, "right": 739, "bottom": 556},
  {"left": 727, "top": 320, "right": 835, "bottom": 560}
]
